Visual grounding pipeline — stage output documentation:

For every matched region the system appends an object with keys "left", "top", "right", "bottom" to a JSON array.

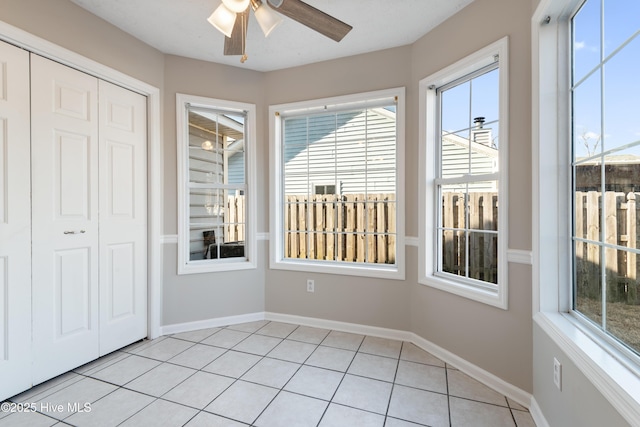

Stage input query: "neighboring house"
[
  {"left": 280, "top": 108, "right": 397, "bottom": 195},
  {"left": 575, "top": 154, "right": 640, "bottom": 193},
  {"left": 441, "top": 122, "right": 498, "bottom": 192}
]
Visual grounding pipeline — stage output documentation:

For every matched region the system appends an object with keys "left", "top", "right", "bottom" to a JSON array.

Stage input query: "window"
[
  {"left": 419, "top": 38, "right": 508, "bottom": 308},
  {"left": 176, "top": 94, "right": 256, "bottom": 274},
  {"left": 534, "top": 0, "right": 640, "bottom": 422},
  {"left": 571, "top": 0, "right": 640, "bottom": 359},
  {"left": 269, "top": 88, "right": 405, "bottom": 279}
]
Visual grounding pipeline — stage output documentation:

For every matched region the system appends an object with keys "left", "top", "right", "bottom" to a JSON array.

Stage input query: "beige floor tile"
[
  {"left": 395, "top": 360, "right": 447, "bottom": 394},
  {"left": 171, "top": 327, "right": 221, "bottom": 343},
  {"left": 88, "top": 355, "right": 160, "bottom": 386},
  {"left": 201, "top": 329, "right": 251, "bottom": 349},
  {"left": 73, "top": 351, "right": 128, "bottom": 375},
  {"left": 125, "top": 363, "right": 196, "bottom": 397},
  {"left": 359, "top": 336, "right": 402, "bottom": 359},
  {"left": 241, "top": 358, "right": 300, "bottom": 389},
  {"left": 332, "top": 374, "right": 392, "bottom": 415},
  {"left": 508, "top": 397, "right": 528, "bottom": 411},
  {"left": 202, "top": 350, "right": 261, "bottom": 378},
  {"left": 133, "top": 337, "right": 194, "bottom": 362},
  {"left": 449, "top": 397, "right": 516, "bottom": 427},
  {"left": 34, "top": 378, "right": 117, "bottom": 420},
  {"left": 512, "top": 409, "right": 537, "bottom": 427},
  {"left": 254, "top": 391, "right": 327, "bottom": 427},
  {"left": 284, "top": 365, "right": 344, "bottom": 401},
  {"left": 184, "top": 411, "right": 248, "bottom": 427},
  {"left": 400, "top": 342, "right": 445, "bottom": 367},
  {"left": 384, "top": 417, "right": 426, "bottom": 426},
  {"left": 119, "top": 399, "right": 198, "bottom": 427},
  {"left": 256, "top": 322, "right": 298, "bottom": 338},
  {"left": 321, "top": 331, "right": 364, "bottom": 351},
  {"left": 387, "top": 384, "right": 449, "bottom": 427},
  {"left": 205, "top": 381, "right": 278, "bottom": 424},
  {"left": 0, "top": 411, "right": 58, "bottom": 427},
  {"left": 268, "top": 339, "right": 317, "bottom": 363},
  {"left": 168, "top": 343, "right": 226, "bottom": 369},
  {"left": 287, "top": 326, "right": 330, "bottom": 344},
  {"left": 305, "top": 346, "right": 356, "bottom": 372},
  {"left": 447, "top": 370, "right": 508, "bottom": 407},
  {"left": 162, "top": 371, "right": 234, "bottom": 409},
  {"left": 347, "top": 353, "right": 398, "bottom": 382},
  {"left": 318, "top": 403, "right": 385, "bottom": 427},
  {"left": 233, "top": 334, "right": 282, "bottom": 356},
  {"left": 64, "top": 388, "right": 154, "bottom": 427},
  {"left": 225, "top": 320, "right": 269, "bottom": 333},
  {"left": 11, "top": 372, "right": 83, "bottom": 402}
]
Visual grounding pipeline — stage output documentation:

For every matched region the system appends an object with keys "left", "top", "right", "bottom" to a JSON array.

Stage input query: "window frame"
[
  {"left": 269, "top": 87, "right": 406, "bottom": 280},
  {"left": 418, "top": 37, "right": 509, "bottom": 309},
  {"left": 533, "top": 0, "right": 640, "bottom": 423},
  {"left": 176, "top": 93, "right": 257, "bottom": 274}
]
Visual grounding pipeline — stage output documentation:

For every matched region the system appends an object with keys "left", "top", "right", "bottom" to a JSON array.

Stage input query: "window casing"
[
  {"left": 419, "top": 37, "right": 509, "bottom": 309},
  {"left": 177, "top": 94, "right": 257, "bottom": 274},
  {"left": 269, "top": 88, "right": 405, "bottom": 280}
]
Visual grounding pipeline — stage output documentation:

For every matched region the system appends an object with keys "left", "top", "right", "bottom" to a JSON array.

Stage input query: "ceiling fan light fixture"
[
  {"left": 208, "top": 3, "right": 237, "bottom": 38},
  {"left": 252, "top": 0, "right": 283, "bottom": 37},
  {"left": 221, "top": 0, "right": 250, "bottom": 13}
]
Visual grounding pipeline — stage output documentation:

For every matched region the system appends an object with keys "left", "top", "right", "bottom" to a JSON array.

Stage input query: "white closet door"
[
  {"left": 0, "top": 41, "right": 32, "bottom": 400},
  {"left": 31, "top": 54, "right": 100, "bottom": 384},
  {"left": 98, "top": 80, "right": 147, "bottom": 355}
]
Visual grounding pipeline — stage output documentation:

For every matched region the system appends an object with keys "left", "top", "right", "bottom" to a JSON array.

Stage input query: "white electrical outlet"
[
  {"left": 553, "top": 357, "right": 562, "bottom": 390},
  {"left": 307, "top": 279, "right": 315, "bottom": 293}
]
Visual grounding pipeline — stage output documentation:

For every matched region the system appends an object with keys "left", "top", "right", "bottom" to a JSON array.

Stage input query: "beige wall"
[
  {"left": 408, "top": 0, "right": 534, "bottom": 392},
  {"left": 263, "top": 0, "right": 533, "bottom": 392},
  {"left": 161, "top": 55, "right": 268, "bottom": 324}
]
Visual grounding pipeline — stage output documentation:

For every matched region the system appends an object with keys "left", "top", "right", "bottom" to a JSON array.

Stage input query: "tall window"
[
  {"left": 177, "top": 94, "right": 256, "bottom": 274},
  {"left": 419, "top": 38, "right": 508, "bottom": 308},
  {"left": 571, "top": 0, "right": 640, "bottom": 356},
  {"left": 270, "top": 88, "right": 405, "bottom": 280}
]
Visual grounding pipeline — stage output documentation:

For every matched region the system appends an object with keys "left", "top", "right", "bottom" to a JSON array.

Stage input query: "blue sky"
[{"left": 573, "top": 0, "right": 640, "bottom": 159}]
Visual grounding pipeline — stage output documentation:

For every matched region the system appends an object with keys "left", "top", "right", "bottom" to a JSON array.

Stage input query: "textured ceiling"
[{"left": 70, "top": 0, "right": 474, "bottom": 72}]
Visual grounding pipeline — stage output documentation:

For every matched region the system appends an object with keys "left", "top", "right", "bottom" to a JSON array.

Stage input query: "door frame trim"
[{"left": 0, "top": 21, "right": 163, "bottom": 339}]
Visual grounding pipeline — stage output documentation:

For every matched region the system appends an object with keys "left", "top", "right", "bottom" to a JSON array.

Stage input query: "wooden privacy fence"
[
  {"left": 284, "top": 194, "right": 396, "bottom": 264},
  {"left": 226, "top": 195, "right": 245, "bottom": 242},
  {"left": 575, "top": 191, "right": 639, "bottom": 303},
  {"left": 441, "top": 192, "right": 499, "bottom": 284}
]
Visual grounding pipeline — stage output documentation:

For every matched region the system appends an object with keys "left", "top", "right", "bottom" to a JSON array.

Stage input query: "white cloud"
[{"left": 575, "top": 41, "right": 586, "bottom": 50}]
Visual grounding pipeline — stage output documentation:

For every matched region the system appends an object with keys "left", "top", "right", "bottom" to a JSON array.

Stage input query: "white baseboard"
[
  {"left": 409, "top": 333, "right": 532, "bottom": 409},
  {"left": 529, "top": 397, "right": 550, "bottom": 427},
  {"left": 161, "top": 311, "right": 532, "bottom": 410},
  {"left": 264, "top": 312, "right": 414, "bottom": 342},
  {"left": 160, "top": 312, "right": 265, "bottom": 335}
]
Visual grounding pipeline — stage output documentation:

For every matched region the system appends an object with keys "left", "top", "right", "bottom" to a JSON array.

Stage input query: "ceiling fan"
[{"left": 208, "top": 0, "right": 353, "bottom": 63}]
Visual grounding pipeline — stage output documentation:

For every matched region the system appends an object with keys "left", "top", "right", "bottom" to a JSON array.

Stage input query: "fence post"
[{"left": 627, "top": 192, "right": 637, "bottom": 304}]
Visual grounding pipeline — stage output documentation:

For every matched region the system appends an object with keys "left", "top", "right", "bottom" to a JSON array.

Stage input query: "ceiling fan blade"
[
  {"left": 267, "top": 0, "right": 352, "bottom": 42},
  {"left": 224, "top": 8, "right": 249, "bottom": 55}
]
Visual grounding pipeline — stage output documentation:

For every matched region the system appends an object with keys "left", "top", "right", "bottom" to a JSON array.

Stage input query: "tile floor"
[{"left": 0, "top": 321, "right": 536, "bottom": 427}]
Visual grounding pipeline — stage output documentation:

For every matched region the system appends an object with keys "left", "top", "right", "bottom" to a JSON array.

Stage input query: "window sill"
[
  {"left": 270, "top": 258, "right": 405, "bottom": 281},
  {"left": 178, "top": 258, "right": 257, "bottom": 275},
  {"left": 534, "top": 311, "right": 640, "bottom": 425},
  {"left": 418, "top": 275, "right": 507, "bottom": 309}
]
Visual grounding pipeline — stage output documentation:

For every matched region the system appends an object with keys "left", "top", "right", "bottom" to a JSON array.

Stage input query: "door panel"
[
  {"left": 99, "top": 80, "right": 147, "bottom": 355},
  {"left": 56, "top": 131, "right": 91, "bottom": 219},
  {"left": 0, "top": 41, "right": 31, "bottom": 401},
  {"left": 56, "top": 248, "right": 92, "bottom": 336},
  {"left": 31, "top": 54, "right": 100, "bottom": 384}
]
